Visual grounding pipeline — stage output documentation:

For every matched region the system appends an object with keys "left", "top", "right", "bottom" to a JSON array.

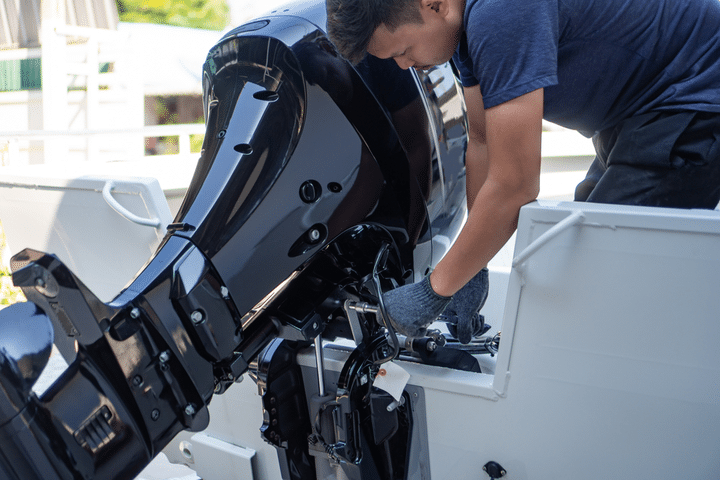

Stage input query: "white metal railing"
[
  {"left": 0, "top": 47, "right": 42, "bottom": 61},
  {"left": 0, "top": 124, "right": 205, "bottom": 166},
  {"left": 0, "top": 17, "right": 148, "bottom": 165}
]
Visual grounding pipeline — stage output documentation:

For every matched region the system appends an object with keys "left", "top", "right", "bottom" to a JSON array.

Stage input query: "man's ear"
[{"left": 423, "top": 0, "right": 449, "bottom": 17}]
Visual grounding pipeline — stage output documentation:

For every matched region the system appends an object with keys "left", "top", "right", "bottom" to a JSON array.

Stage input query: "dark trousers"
[{"left": 574, "top": 111, "right": 720, "bottom": 209}]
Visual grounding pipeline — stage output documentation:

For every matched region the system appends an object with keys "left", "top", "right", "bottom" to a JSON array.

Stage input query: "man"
[{"left": 326, "top": 0, "right": 720, "bottom": 342}]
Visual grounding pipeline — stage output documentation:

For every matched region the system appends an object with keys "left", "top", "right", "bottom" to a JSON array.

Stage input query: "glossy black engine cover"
[{"left": 170, "top": 2, "right": 468, "bottom": 319}]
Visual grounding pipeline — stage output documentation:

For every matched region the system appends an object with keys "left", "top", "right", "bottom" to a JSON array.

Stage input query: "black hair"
[{"left": 326, "top": 0, "right": 423, "bottom": 64}]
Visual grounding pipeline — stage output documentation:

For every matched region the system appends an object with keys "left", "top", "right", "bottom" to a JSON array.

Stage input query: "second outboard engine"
[{"left": 0, "top": 2, "right": 469, "bottom": 479}]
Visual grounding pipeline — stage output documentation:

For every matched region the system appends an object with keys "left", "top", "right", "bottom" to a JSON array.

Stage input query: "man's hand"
[
  {"left": 382, "top": 276, "right": 452, "bottom": 337},
  {"left": 442, "top": 268, "right": 489, "bottom": 344}
]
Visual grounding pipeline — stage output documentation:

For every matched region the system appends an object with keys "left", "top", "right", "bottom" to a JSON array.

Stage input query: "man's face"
[{"left": 367, "top": 1, "right": 461, "bottom": 70}]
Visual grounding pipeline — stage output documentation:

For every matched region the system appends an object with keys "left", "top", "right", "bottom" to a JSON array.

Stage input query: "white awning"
[{"left": 118, "top": 22, "right": 223, "bottom": 97}]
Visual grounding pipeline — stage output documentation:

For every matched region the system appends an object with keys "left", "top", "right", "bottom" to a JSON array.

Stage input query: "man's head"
[{"left": 326, "top": 0, "right": 463, "bottom": 69}]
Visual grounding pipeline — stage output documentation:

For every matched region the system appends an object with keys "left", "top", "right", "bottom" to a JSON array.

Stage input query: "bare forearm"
[
  {"left": 429, "top": 88, "right": 544, "bottom": 297},
  {"left": 430, "top": 180, "right": 529, "bottom": 296},
  {"left": 465, "top": 137, "right": 488, "bottom": 210}
]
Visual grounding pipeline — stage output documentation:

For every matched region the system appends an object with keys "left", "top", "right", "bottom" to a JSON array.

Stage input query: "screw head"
[
  {"left": 307, "top": 229, "right": 321, "bottom": 243},
  {"left": 190, "top": 310, "right": 204, "bottom": 324},
  {"left": 132, "top": 375, "right": 143, "bottom": 387},
  {"left": 185, "top": 404, "right": 196, "bottom": 416},
  {"left": 130, "top": 308, "right": 140, "bottom": 319},
  {"left": 151, "top": 409, "right": 160, "bottom": 421},
  {"left": 159, "top": 351, "right": 170, "bottom": 363}
]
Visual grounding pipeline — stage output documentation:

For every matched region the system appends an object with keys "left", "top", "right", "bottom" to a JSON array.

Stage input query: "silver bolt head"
[
  {"left": 130, "top": 308, "right": 140, "bottom": 319},
  {"left": 185, "top": 404, "right": 196, "bottom": 416},
  {"left": 190, "top": 310, "right": 204, "bottom": 324}
]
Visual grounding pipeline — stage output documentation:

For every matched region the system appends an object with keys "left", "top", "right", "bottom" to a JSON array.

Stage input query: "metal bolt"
[
  {"left": 35, "top": 277, "right": 45, "bottom": 288},
  {"left": 130, "top": 308, "right": 140, "bottom": 319},
  {"left": 159, "top": 351, "right": 170, "bottom": 363},
  {"left": 151, "top": 409, "right": 160, "bottom": 421},
  {"left": 426, "top": 340, "right": 437, "bottom": 352},
  {"left": 220, "top": 286, "right": 229, "bottom": 298},
  {"left": 185, "top": 404, "right": 196, "bottom": 416},
  {"left": 132, "top": 375, "right": 143, "bottom": 387},
  {"left": 190, "top": 310, "right": 204, "bottom": 324},
  {"left": 307, "top": 229, "right": 321, "bottom": 243}
]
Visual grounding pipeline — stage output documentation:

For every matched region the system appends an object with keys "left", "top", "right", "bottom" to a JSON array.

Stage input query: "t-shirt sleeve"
[
  {"left": 452, "top": 32, "right": 480, "bottom": 88},
  {"left": 461, "top": 0, "right": 560, "bottom": 108}
]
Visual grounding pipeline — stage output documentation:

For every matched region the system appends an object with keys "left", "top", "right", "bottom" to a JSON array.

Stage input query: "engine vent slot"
[
  {"left": 253, "top": 90, "right": 279, "bottom": 102},
  {"left": 234, "top": 143, "right": 253, "bottom": 155},
  {"left": 74, "top": 406, "right": 115, "bottom": 453}
]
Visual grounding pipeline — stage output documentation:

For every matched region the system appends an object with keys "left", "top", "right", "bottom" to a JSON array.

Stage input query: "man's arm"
[
  {"left": 464, "top": 84, "right": 489, "bottom": 209},
  {"left": 429, "top": 86, "right": 544, "bottom": 297}
]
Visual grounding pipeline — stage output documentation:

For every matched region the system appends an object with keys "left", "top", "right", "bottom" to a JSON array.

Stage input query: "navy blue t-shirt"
[{"left": 453, "top": 0, "right": 720, "bottom": 136}]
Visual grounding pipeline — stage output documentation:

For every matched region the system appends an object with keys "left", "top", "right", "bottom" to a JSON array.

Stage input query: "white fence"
[{"left": 0, "top": 123, "right": 206, "bottom": 166}]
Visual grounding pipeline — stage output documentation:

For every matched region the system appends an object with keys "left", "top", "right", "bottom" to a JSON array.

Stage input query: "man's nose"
[{"left": 394, "top": 57, "right": 413, "bottom": 70}]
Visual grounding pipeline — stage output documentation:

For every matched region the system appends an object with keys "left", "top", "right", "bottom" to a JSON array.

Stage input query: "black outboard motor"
[{"left": 0, "top": 2, "right": 468, "bottom": 479}]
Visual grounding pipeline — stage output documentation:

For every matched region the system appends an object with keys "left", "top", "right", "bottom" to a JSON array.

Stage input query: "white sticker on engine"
[{"left": 373, "top": 361, "right": 410, "bottom": 401}]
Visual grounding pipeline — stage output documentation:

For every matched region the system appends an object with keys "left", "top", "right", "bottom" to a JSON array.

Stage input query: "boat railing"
[{"left": 0, "top": 124, "right": 206, "bottom": 167}]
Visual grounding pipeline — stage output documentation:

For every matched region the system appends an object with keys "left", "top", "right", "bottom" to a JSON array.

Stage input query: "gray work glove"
[
  {"left": 442, "top": 268, "right": 489, "bottom": 344},
  {"left": 382, "top": 276, "right": 451, "bottom": 338}
]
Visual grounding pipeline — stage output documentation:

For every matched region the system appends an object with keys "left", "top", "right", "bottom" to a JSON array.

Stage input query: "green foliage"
[
  {"left": 0, "top": 222, "right": 25, "bottom": 308},
  {"left": 116, "top": 0, "right": 229, "bottom": 31},
  {"left": 190, "top": 133, "right": 205, "bottom": 153},
  {"left": 0, "top": 271, "right": 25, "bottom": 307}
]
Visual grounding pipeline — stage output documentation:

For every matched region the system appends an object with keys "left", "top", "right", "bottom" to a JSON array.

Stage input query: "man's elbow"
[
  {"left": 520, "top": 178, "right": 540, "bottom": 205},
  {"left": 493, "top": 174, "right": 540, "bottom": 209}
]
